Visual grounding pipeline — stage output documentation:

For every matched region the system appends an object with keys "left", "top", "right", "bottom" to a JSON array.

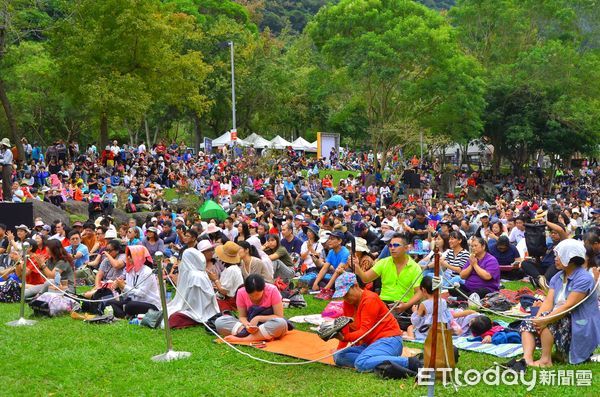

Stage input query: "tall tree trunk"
[
  {"left": 492, "top": 150, "right": 502, "bottom": 176},
  {"left": 152, "top": 126, "right": 159, "bottom": 146},
  {"left": 192, "top": 112, "right": 201, "bottom": 153},
  {"left": 144, "top": 116, "right": 151, "bottom": 149},
  {"left": 99, "top": 112, "right": 109, "bottom": 149},
  {"left": 0, "top": 78, "right": 24, "bottom": 162}
]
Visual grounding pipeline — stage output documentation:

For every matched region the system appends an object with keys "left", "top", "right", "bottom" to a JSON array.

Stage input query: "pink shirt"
[{"left": 236, "top": 283, "right": 282, "bottom": 310}]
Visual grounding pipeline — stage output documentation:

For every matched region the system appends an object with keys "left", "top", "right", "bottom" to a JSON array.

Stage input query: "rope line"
[
  {"left": 441, "top": 272, "right": 600, "bottom": 322},
  {"left": 28, "top": 260, "right": 156, "bottom": 303},
  {"left": 162, "top": 269, "right": 425, "bottom": 366}
]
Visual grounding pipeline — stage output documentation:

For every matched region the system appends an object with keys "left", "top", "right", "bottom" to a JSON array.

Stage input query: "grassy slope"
[{"left": 1, "top": 280, "right": 598, "bottom": 396}]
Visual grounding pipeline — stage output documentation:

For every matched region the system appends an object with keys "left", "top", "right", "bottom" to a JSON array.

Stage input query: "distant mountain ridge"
[{"left": 256, "top": 0, "right": 454, "bottom": 34}]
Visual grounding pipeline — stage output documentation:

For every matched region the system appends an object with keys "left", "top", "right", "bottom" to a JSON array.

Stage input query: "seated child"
[
  {"left": 469, "top": 315, "right": 521, "bottom": 344},
  {"left": 406, "top": 277, "right": 478, "bottom": 340}
]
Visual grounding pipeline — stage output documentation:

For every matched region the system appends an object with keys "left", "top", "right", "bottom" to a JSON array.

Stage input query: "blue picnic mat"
[{"left": 408, "top": 336, "right": 524, "bottom": 358}]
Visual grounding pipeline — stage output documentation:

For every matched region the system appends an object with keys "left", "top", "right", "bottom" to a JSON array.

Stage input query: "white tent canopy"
[
  {"left": 443, "top": 140, "right": 494, "bottom": 156},
  {"left": 210, "top": 131, "right": 248, "bottom": 148},
  {"left": 268, "top": 135, "right": 292, "bottom": 150},
  {"left": 243, "top": 133, "right": 271, "bottom": 149},
  {"left": 291, "top": 137, "right": 317, "bottom": 152}
]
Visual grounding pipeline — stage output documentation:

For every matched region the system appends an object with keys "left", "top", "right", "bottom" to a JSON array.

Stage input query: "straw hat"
[{"left": 215, "top": 241, "right": 241, "bottom": 264}]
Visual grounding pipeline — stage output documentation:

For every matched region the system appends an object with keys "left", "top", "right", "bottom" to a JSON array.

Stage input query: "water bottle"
[
  {"left": 128, "top": 318, "right": 141, "bottom": 325},
  {"left": 54, "top": 271, "right": 61, "bottom": 287}
]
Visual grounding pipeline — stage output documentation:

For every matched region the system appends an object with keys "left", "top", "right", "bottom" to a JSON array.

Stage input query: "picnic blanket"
[
  {"left": 216, "top": 329, "right": 422, "bottom": 365},
  {"left": 409, "top": 336, "right": 524, "bottom": 358}
]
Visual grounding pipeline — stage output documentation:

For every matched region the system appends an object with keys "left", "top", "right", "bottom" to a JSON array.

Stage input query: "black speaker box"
[{"left": 0, "top": 202, "right": 34, "bottom": 232}]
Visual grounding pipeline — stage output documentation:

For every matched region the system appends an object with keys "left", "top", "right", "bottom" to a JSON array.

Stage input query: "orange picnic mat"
[{"left": 216, "top": 330, "right": 422, "bottom": 366}]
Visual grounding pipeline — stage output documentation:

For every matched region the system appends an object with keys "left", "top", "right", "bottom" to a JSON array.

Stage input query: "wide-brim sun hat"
[
  {"left": 353, "top": 237, "right": 370, "bottom": 253},
  {"left": 215, "top": 241, "right": 241, "bottom": 264},
  {"left": 15, "top": 224, "right": 31, "bottom": 234}
]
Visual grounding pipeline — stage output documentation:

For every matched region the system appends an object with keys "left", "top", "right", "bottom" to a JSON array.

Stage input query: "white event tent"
[
  {"left": 244, "top": 132, "right": 272, "bottom": 149},
  {"left": 268, "top": 135, "right": 293, "bottom": 150},
  {"left": 291, "top": 137, "right": 317, "bottom": 152},
  {"left": 210, "top": 131, "right": 248, "bottom": 148}
]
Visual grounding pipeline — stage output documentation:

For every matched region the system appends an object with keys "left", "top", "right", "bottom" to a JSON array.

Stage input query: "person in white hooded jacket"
[{"left": 167, "top": 248, "right": 220, "bottom": 329}]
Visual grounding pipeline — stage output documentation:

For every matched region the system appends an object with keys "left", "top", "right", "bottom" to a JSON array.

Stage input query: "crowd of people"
[{"left": 0, "top": 136, "right": 599, "bottom": 374}]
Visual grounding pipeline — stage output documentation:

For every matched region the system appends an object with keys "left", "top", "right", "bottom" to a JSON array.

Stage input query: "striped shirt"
[{"left": 445, "top": 249, "right": 470, "bottom": 275}]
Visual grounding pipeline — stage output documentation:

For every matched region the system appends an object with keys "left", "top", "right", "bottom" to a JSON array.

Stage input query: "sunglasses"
[{"left": 387, "top": 243, "right": 405, "bottom": 248}]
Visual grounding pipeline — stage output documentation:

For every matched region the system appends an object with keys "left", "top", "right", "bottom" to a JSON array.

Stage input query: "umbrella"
[
  {"left": 321, "top": 195, "right": 347, "bottom": 209},
  {"left": 198, "top": 200, "right": 228, "bottom": 221}
]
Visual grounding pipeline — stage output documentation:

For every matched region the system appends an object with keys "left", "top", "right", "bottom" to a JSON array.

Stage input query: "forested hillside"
[{"left": 252, "top": 0, "right": 455, "bottom": 34}]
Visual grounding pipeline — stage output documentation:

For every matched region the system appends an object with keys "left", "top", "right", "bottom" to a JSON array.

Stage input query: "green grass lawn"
[
  {"left": 302, "top": 169, "right": 360, "bottom": 187},
  {"left": 1, "top": 282, "right": 598, "bottom": 396}
]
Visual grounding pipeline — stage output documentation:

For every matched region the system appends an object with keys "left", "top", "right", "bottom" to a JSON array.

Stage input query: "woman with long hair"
[
  {"left": 238, "top": 241, "right": 273, "bottom": 283},
  {"left": 420, "top": 232, "right": 450, "bottom": 274},
  {"left": 234, "top": 222, "right": 250, "bottom": 244},
  {"left": 34, "top": 238, "right": 75, "bottom": 294},
  {"left": 439, "top": 231, "right": 470, "bottom": 286},
  {"left": 262, "top": 234, "right": 295, "bottom": 281}
]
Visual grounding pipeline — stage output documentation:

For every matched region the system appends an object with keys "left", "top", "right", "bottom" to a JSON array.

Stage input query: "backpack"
[
  {"left": 125, "top": 202, "right": 137, "bottom": 213},
  {"left": 0, "top": 279, "right": 21, "bottom": 303},
  {"left": 29, "top": 292, "right": 79, "bottom": 317},
  {"left": 481, "top": 292, "right": 513, "bottom": 312},
  {"left": 78, "top": 288, "right": 115, "bottom": 315},
  {"left": 524, "top": 223, "right": 547, "bottom": 258}
]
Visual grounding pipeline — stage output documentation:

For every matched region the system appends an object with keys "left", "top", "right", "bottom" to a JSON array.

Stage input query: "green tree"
[
  {"left": 451, "top": 0, "right": 600, "bottom": 175},
  {"left": 309, "top": 0, "right": 485, "bottom": 170},
  {"left": 53, "top": 0, "right": 212, "bottom": 148},
  {"left": 0, "top": 0, "right": 56, "bottom": 160}
]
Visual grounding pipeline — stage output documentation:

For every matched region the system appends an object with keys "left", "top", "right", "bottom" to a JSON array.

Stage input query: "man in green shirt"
[{"left": 353, "top": 233, "right": 423, "bottom": 330}]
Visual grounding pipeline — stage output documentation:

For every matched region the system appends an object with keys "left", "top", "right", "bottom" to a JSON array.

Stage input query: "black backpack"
[
  {"left": 525, "top": 223, "right": 547, "bottom": 258},
  {"left": 78, "top": 288, "right": 114, "bottom": 315}
]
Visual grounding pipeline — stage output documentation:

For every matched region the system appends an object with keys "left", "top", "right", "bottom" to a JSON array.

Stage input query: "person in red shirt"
[
  {"left": 13, "top": 239, "right": 45, "bottom": 286},
  {"left": 332, "top": 272, "right": 422, "bottom": 373}
]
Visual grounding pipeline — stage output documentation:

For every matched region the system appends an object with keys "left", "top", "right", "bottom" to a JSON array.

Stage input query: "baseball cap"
[
  {"left": 318, "top": 230, "right": 332, "bottom": 244},
  {"left": 380, "top": 230, "right": 397, "bottom": 242},
  {"left": 354, "top": 222, "right": 367, "bottom": 232},
  {"left": 328, "top": 231, "right": 345, "bottom": 240},
  {"left": 332, "top": 272, "right": 357, "bottom": 299},
  {"left": 294, "top": 214, "right": 305, "bottom": 221},
  {"left": 34, "top": 220, "right": 45, "bottom": 227}
]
